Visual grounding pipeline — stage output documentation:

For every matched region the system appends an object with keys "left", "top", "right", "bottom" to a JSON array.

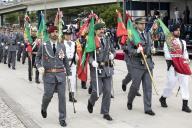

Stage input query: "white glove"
[
  {"left": 38, "top": 67, "right": 45, "bottom": 74},
  {"left": 1, "top": 43, "right": 4, "bottom": 46},
  {"left": 92, "top": 61, "right": 98, "bottom": 68},
  {"left": 17, "top": 42, "right": 20, "bottom": 44},
  {"left": 5, "top": 46, "right": 8, "bottom": 49},
  {"left": 136, "top": 46, "right": 143, "bottom": 53},
  {"left": 151, "top": 47, "right": 156, "bottom": 54},
  {"left": 109, "top": 53, "right": 114, "bottom": 60}
]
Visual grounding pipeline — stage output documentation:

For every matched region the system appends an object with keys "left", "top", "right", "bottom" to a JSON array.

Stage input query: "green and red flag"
[{"left": 127, "top": 17, "right": 141, "bottom": 46}]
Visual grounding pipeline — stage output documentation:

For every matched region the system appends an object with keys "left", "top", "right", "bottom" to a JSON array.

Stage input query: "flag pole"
[
  {"left": 140, "top": 50, "right": 158, "bottom": 95},
  {"left": 91, "top": 10, "right": 99, "bottom": 98}
]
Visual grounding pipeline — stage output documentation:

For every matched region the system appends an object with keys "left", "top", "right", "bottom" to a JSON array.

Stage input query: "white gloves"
[
  {"left": 136, "top": 46, "right": 143, "bottom": 53},
  {"left": 109, "top": 53, "right": 114, "bottom": 60},
  {"left": 1, "top": 43, "right": 4, "bottom": 46},
  {"left": 151, "top": 47, "right": 156, "bottom": 54},
  {"left": 17, "top": 42, "right": 20, "bottom": 44},
  {"left": 38, "top": 67, "right": 45, "bottom": 74},
  {"left": 92, "top": 61, "right": 98, "bottom": 68}
]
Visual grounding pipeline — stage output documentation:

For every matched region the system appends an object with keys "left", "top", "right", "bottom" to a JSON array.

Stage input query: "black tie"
[
  {"left": 141, "top": 32, "right": 146, "bottom": 42},
  {"left": 53, "top": 43, "right": 56, "bottom": 55},
  {"left": 100, "top": 38, "right": 104, "bottom": 47}
]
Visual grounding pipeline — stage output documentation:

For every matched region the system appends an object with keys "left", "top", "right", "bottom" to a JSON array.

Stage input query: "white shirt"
[
  {"left": 50, "top": 40, "right": 57, "bottom": 49},
  {"left": 164, "top": 38, "right": 188, "bottom": 60},
  {"left": 63, "top": 40, "right": 75, "bottom": 60}
]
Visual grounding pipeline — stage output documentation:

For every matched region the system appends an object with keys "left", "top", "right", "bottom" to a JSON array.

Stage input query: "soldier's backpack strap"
[{"left": 179, "top": 38, "right": 184, "bottom": 54}]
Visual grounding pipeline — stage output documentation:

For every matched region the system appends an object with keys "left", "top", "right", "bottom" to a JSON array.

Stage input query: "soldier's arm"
[
  {"left": 63, "top": 45, "right": 72, "bottom": 76},
  {"left": 35, "top": 44, "right": 43, "bottom": 69}
]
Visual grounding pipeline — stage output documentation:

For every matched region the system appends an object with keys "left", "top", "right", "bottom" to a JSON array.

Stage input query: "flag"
[
  {"left": 24, "top": 13, "right": 33, "bottom": 44},
  {"left": 54, "top": 8, "right": 64, "bottom": 42},
  {"left": 37, "top": 12, "right": 49, "bottom": 42},
  {"left": 76, "top": 39, "right": 88, "bottom": 81},
  {"left": 127, "top": 18, "right": 141, "bottom": 46},
  {"left": 81, "top": 17, "right": 96, "bottom": 66},
  {"left": 116, "top": 10, "right": 127, "bottom": 37}
]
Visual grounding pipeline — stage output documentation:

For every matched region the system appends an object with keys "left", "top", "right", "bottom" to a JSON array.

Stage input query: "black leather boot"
[
  {"left": 182, "top": 100, "right": 191, "bottom": 113},
  {"left": 159, "top": 96, "right": 168, "bottom": 108},
  {"left": 69, "top": 92, "right": 77, "bottom": 103}
]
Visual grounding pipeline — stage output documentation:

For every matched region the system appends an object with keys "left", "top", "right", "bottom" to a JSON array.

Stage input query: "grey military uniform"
[
  {"left": 35, "top": 41, "right": 71, "bottom": 122},
  {"left": 89, "top": 36, "right": 115, "bottom": 115},
  {"left": 16, "top": 32, "right": 24, "bottom": 61},
  {"left": 8, "top": 37, "right": 17, "bottom": 69},
  {"left": 122, "top": 44, "right": 132, "bottom": 86},
  {"left": 3, "top": 33, "right": 10, "bottom": 64},
  {"left": 127, "top": 31, "right": 154, "bottom": 112},
  {"left": 0, "top": 33, "right": 4, "bottom": 62}
]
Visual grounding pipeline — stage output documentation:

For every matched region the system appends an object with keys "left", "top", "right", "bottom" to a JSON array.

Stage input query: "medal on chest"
[{"left": 58, "top": 49, "right": 65, "bottom": 59}]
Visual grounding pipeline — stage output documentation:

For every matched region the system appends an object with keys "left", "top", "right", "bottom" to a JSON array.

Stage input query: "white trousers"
[
  {"left": 68, "top": 64, "right": 77, "bottom": 93},
  {"left": 162, "top": 66, "right": 190, "bottom": 100}
]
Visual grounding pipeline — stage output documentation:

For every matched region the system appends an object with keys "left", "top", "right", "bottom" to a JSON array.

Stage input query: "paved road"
[{"left": 0, "top": 56, "right": 192, "bottom": 128}]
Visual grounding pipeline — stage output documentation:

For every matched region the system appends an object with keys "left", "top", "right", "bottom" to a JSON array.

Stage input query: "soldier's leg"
[
  {"left": 101, "top": 76, "right": 112, "bottom": 114},
  {"left": 8, "top": 51, "right": 11, "bottom": 67},
  {"left": 28, "top": 57, "right": 32, "bottom": 81},
  {"left": 142, "top": 70, "right": 153, "bottom": 112},
  {"left": 162, "top": 66, "right": 177, "bottom": 98},
  {"left": 4, "top": 49, "right": 8, "bottom": 64},
  {"left": 17, "top": 48, "right": 22, "bottom": 61},
  {"left": 69, "top": 65, "right": 77, "bottom": 102},
  {"left": 0, "top": 48, "right": 3, "bottom": 62},
  {"left": 35, "top": 68, "right": 40, "bottom": 83},
  {"left": 57, "top": 81, "right": 66, "bottom": 121},
  {"left": 12, "top": 51, "right": 16, "bottom": 69},
  {"left": 89, "top": 76, "right": 103, "bottom": 106},
  {"left": 22, "top": 50, "right": 27, "bottom": 64},
  {"left": 42, "top": 82, "right": 56, "bottom": 111},
  {"left": 128, "top": 68, "right": 144, "bottom": 104}
]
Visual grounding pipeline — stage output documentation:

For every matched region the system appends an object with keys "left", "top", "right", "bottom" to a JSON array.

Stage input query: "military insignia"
[{"left": 58, "top": 49, "right": 65, "bottom": 59}]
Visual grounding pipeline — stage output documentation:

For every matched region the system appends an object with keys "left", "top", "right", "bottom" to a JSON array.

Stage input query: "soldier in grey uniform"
[
  {"left": 35, "top": 24, "right": 71, "bottom": 127},
  {"left": 122, "top": 44, "right": 141, "bottom": 96},
  {"left": 87, "top": 23, "right": 115, "bottom": 121},
  {"left": 16, "top": 28, "right": 24, "bottom": 62},
  {"left": 127, "top": 18, "right": 155, "bottom": 116},
  {"left": 0, "top": 28, "right": 4, "bottom": 63},
  {"left": 3, "top": 28, "right": 10, "bottom": 64},
  {"left": 8, "top": 38, "right": 17, "bottom": 70}
]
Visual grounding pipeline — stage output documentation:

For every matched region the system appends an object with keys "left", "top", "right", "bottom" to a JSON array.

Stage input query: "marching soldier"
[
  {"left": 159, "top": 24, "right": 191, "bottom": 113},
  {"left": 3, "top": 28, "right": 10, "bottom": 64},
  {"left": 127, "top": 18, "right": 155, "bottom": 116},
  {"left": 122, "top": 43, "right": 141, "bottom": 96},
  {"left": 35, "top": 24, "right": 71, "bottom": 127},
  {"left": 27, "top": 26, "right": 40, "bottom": 83},
  {"left": 0, "top": 28, "right": 4, "bottom": 63},
  {"left": 8, "top": 38, "right": 17, "bottom": 70},
  {"left": 16, "top": 28, "right": 24, "bottom": 62},
  {"left": 87, "top": 22, "right": 115, "bottom": 121},
  {"left": 63, "top": 26, "right": 78, "bottom": 102}
]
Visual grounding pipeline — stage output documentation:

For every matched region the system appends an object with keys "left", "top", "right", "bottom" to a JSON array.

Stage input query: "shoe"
[
  {"left": 103, "top": 114, "right": 113, "bottom": 121},
  {"left": 145, "top": 110, "right": 155, "bottom": 116},
  {"left": 127, "top": 103, "right": 132, "bottom": 110},
  {"left": 29, "top": 77, "right": 32, "bottom": 82},
  {"left": 111, "top": 95, "right": 114, "bottom": 98},
  {"left": 159, "top": 96, "right": 168, "bottom": 108},
  {"left": 4, "top": 62, "right": 7, "bottom": 64},
  {"left": 87, "top": 100, "right": 93, "bottom": 113},
  {"left": 41, "top": 109, "right": 47, "bottom": 118},
  {"left": 88, "top": 86, "right": 92, "bottom": 94},
  {"left": 8, "top": 64, "right": 11, "bottom": 68},
  {"left": 136, "top": 91, "right": 141, "bottom": 96},
  {"left": 182, "top": 100, "right": 191, "bottom": 113},
  {"left": 81, "top": 81, "right": 87, "bottom": 89},
  {"left": 12, "top": 67, "right": 16, "bottom": 70},
  {"left": 35, "top": 80, "right": 40, "bottom": 84},
  {"left": 69, "top": 92, "right": 77, "bottom": 103},
  {"left": 60, "top": 120, "right": 67, "bottom": 127},
  {"left": 122, "top": 84, "right": 126, "bottom": 92}
]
